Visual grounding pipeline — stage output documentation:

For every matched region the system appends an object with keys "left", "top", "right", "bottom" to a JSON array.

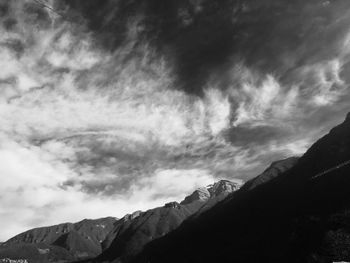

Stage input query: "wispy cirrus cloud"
[
  {"left": 0, "top": 0, "right": 234, "bottom": 240},
  {"left": 1, "top": 0, "right": 350, "bottom": 241}
]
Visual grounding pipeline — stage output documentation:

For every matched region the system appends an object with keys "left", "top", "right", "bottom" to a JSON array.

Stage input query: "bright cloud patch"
[{"left": 0, "top": 0, "right": 350, "bottom": 241}]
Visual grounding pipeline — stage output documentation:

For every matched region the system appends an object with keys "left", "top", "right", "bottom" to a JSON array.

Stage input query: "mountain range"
[
  {"left": 2, "top": 113, "right": 350, "bottom": 263},
  {"left": 0, "top": 218, "right": 117, "bottom": 262},
  {"left": 0, "top": 180, "right": 242, "bottom": 263}
]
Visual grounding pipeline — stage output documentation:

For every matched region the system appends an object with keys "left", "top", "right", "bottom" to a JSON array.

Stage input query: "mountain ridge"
[
  {"left": 1, "top": 217, "right": 117, "bottom": 262},
  {"left": 92, "top": 179, "right": 242, "bottom": 263},
  {"left": 0, "top": 180, "right": 244, "bottom": 263},
  {"left": 133, "top": 112, "right": 350, "bottom": 263}
]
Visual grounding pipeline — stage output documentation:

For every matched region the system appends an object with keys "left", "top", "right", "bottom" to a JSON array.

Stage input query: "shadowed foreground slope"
[{"left": 135, "top": 113, "right": 350, "bottom": 263}]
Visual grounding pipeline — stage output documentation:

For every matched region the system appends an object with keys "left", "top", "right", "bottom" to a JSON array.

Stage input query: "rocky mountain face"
[
  {"left": 0, "top": 243, "right": 74, "bottom": 263},
  {"left": 6, "top": 218, "right": 117, "bottom": 247},
  {"left": 181, "top": 180, "right": 240, "bottom": 204},
  {"left": 0, "top": 217, "right": 116, "bottom": 262},
  {"left": 92, "top": 180, "right": 242, "bottom": 263},
  {"left": 134, "top": 113, "right": 350, "bottom": 263}
]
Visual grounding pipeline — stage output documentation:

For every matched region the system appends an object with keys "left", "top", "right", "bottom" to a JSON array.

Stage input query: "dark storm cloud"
[
  {"left": 59, "top": 0, "right": 145, "bottom": 51},
  {"left": 60, "top": 0, "right": 240, "bottom": 95},
  {"left": 60, "top": 0, "right": 350, "bottom": 95}
]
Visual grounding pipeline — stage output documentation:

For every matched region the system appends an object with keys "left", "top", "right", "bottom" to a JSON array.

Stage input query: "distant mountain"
[
  {"left": 92, "top": 180, "right": 241, "bottom": 263},
  {"left": 240, "top": 157, "right": 299, "bottom": 192},
  {"left": 134, "top": 113, "right": 350, "bottom": 263},
  {"left": 1, "top": 217, "right": 116, "bottom": 262},
  {"left": 181, "top": 179, "right": 240, "bottom": 204}
]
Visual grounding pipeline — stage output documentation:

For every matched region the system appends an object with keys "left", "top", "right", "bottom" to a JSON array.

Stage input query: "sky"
[{"left": 0, "top": 0, "right": 350, "bottom": 241}]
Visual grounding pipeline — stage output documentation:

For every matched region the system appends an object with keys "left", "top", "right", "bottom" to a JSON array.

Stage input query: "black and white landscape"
[{"left": 1, "top": 0, "right": 350, "bottom": 262}]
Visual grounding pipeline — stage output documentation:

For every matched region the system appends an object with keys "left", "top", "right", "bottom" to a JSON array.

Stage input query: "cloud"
[
  {"left": 132, "top": 169, "right": 215, "bottom": 201},
  {"left": 0, "top": 136, "right": 216, "bottom": 241},
  {"left": 231, "top": 72, "right": 299, "bottom": 127},
  {"left": 0, "top": 0, "right": 237, "bottom": 240},
  {"left": 1, "top": 0, "right": 350, "bottom": 241}
]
